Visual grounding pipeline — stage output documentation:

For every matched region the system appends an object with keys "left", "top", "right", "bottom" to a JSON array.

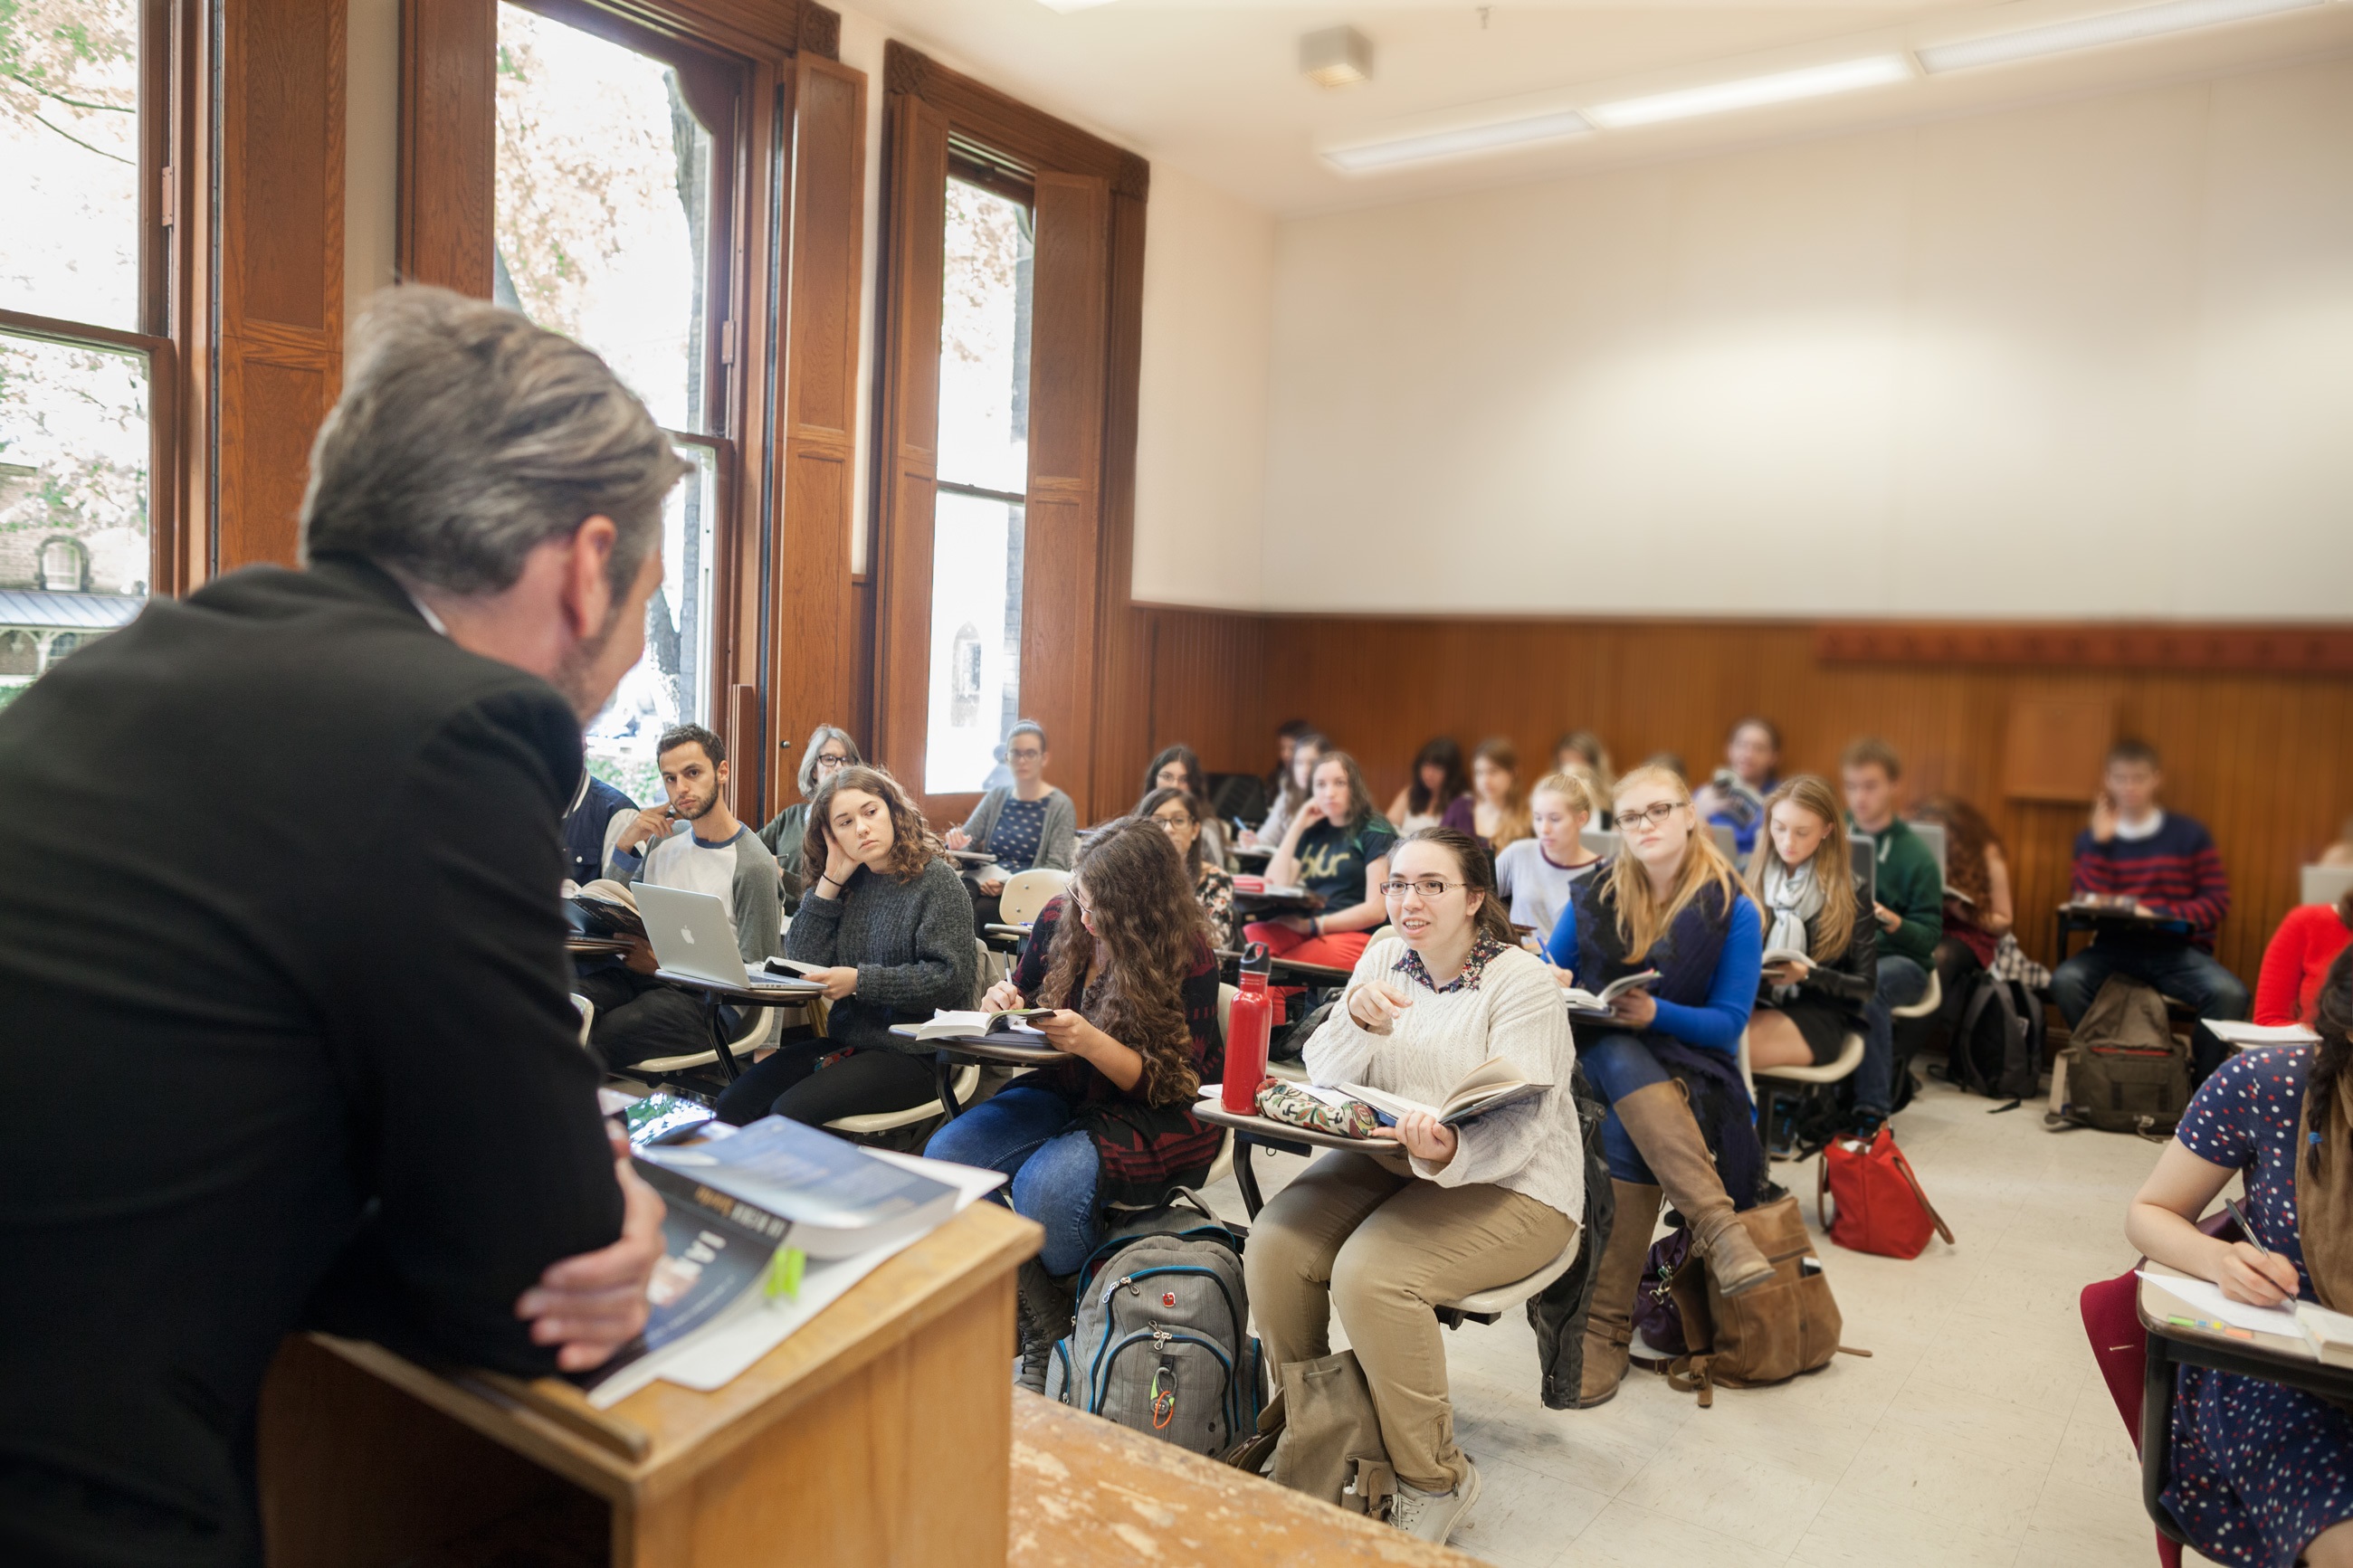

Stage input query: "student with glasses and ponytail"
[
  {"left": 1249, "top": 827, "right": 1582, "bottom": 1547},
  {"left": 1540, "top": 765, "right": 1770, "bottom": 1410}
]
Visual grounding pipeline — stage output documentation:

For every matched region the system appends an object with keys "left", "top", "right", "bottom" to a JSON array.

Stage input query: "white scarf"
[{"left": 1760, "top": 857, "right": 1825, "bottom": 1001}]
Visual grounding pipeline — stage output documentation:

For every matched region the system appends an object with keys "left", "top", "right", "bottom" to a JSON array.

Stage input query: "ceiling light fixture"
[
  {"left": 1322, "top": 109, "right": 1593, "bottom": 171},
  {"left": 1585, "top": 55, "right": 1912, "bottom": 129},
  {"left": 1915, "top": 0, "right": 2331, "bottom": 71},
  {"left": 1301, "top": 26, "right": 1375, "bottom": 89}
]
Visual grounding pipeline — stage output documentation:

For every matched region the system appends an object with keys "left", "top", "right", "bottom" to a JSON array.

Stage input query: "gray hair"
[
  {"left": 795, "top": 725, "right": 862, "bottom": 797},
  {"left": 300, "top": 286, "right": 690, "bottom": 598}
]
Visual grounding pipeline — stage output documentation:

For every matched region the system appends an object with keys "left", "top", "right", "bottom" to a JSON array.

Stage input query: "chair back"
[
  {"left": 569, "top": 993, "right": 595, "bottom": 1049},
  {"left": 1217, "top": 981, "right": 1236, "bottom": 1038},
  {"left": 2079, "top": 1270, "right": 2184, "bottom": 1568},
  {"left": 1000, "top": 868, "right": 1072, "bottom": 927}
]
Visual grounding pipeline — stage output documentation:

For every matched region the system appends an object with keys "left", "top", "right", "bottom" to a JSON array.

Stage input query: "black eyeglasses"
[
  {"left": 1617, "top": 801, "right": 1686, "bottom": 830},
  {"left": 813, "top": 753, "right": 850, "bottom": 772},
  {"left": 1008, "top": 747, "right": 1045, "bottom": 763}
]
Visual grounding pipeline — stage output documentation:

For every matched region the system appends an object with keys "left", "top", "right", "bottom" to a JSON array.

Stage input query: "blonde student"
[
  {"left": 1247, "top": 828, "right": 1581, "bottom": 1547},
  {"left": 1441, "top": 736, "right": 1532, "bottom": 852},
  {"left": 1744, "top": 777, "right": 1878, "bottom": 1072},
  {"left": 1493, "top": 770, "right": 1604, "bottom": 940}
]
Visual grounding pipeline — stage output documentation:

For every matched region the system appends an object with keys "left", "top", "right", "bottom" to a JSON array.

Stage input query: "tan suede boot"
[
  {"left": 1612, "top": 1080, "right": 1774, "bottom": 1297},
  {"left": 1577, "top": 1181, "right": 1663, "bottom": 1409}
]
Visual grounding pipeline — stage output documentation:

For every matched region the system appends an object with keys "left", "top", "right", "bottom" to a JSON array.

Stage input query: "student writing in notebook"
[
  {"left": 1386, "top": 736, "right": 1469, "bottom": 835},
  {"left": 1248, "top": 828, "right": 1581, "bottom": 1547},
  {"left": 1252, "top": 750, "right": 1396, "bottom": 969},
  {"left": 1441, "top": 736, "right": 1532, "bottom": 852},
  {"left": 1743, "top": 777, "right": 1878, "bottom": 1071},
  {"left": 1493, "top": 769, "right": 1603, "bottom": 941}
]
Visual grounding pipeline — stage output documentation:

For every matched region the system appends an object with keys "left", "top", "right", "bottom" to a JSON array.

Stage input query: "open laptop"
[
  {"left": 2304, "top": 864, "right": 2353, "bottom": 908},
  {"left": 634, "top": 884, "right": 820, "bottom": 993}
]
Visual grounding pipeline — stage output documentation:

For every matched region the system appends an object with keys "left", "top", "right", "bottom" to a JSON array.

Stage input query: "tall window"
[
  {"left": 925, "top": 165, "right": 1034, "bottom": 794},
  {"left": 0, "top": 0, "right": 165, "bottom": 706},
  {"left": 495, "top": 1, "right": 730, "bottom": 803}
]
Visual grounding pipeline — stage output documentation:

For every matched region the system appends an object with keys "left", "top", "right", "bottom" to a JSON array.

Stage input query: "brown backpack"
[
  {"left": 1664, "top": 1193, "right": 1865, "bottom": 1405},
  {"left": 2059, "top": 974, "right": 2189, "bottom": 1136}
]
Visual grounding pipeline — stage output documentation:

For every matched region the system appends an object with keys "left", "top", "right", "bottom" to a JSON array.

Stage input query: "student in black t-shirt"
[{"left": 1251, "top": 749, "right": 1396, "bottom": 969}]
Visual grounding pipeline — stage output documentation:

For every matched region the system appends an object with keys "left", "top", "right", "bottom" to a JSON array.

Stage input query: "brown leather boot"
[
  {"left": 1612, "top": 1080, "right": 1774, "bottom": 1297},
  {"left": 1577, "top": 1181, "right": 1663, "bottom": 1408}
]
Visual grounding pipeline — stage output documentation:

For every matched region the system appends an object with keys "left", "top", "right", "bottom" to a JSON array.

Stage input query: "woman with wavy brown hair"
[
  {"left": 928, "top": 816, "right": 1227, "bottom": 1391},
  {"left": 712, "top": 764, "right": 976, "bottom": 1127}
]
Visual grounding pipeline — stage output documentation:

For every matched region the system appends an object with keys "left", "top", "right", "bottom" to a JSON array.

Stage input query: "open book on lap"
[
  {"left": 1341, "top": 1056, "right": 1548, "bottom": 1128},
  {"left": 1561, "top": 967, "right": 1661, "bottom": 1021},
  {"left": 889, "top": 1008, "right": 1053, "bottom": 1042}
]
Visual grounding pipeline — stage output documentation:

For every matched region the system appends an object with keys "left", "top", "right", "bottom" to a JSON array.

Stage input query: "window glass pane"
[
  {"left": 0, "top": 0, "right": 142, "bottom": 331},
  {"left": 495, "top": 5, "right": 714, "bottom": 434},
  {"left": 924, "top": 492, "right": 1024, "bottom": 795},
  {"left": 584, "top": 442, "right": 716, "bottom": 803},
  {"left": 936, "top": 177, "right": 1032, "bottom": 493},
  {"left": 0, "top": 329, "right": 148, "bottom": 708}
]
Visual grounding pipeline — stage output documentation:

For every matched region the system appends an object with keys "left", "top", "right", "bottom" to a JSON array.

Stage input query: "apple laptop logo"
[{"left": 681, "top": 927, "right": 696, "bottom": 945}]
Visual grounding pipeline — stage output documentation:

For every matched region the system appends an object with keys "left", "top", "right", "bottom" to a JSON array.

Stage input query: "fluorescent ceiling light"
[
  {"left": 1323, "top": 109, "right": 1593, "bottom": 171},
  {"left": 1916, "top": 0, "right": 2330, "bottom": 71},
  {"left": 1586, "top": 55, "right": 1912, "bottom": 129}
]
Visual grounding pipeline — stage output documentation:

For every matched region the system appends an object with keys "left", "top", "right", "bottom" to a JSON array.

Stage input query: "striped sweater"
[{"left": 2071, "top": 812, "right": 2230, "bottom": 951}]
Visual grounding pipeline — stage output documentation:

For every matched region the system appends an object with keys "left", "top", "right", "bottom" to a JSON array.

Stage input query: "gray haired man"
[{"left": 0, "top": 287, "right": 680, "bottom": 1568}]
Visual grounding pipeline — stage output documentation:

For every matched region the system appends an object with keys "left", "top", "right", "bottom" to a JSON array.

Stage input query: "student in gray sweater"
[{"left": 714, "top": 765, "right": 976, "bottom": 1126}]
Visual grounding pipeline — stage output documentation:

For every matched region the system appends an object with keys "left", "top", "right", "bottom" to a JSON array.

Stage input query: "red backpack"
[{"left": 1817, "top": 1126, "right": 1954, "bottom": 1259}]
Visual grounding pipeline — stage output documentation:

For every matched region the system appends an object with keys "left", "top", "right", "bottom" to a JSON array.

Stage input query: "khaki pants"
[{"left": 1244, "top": 1153, "right": 1577, "bottom": 1493}]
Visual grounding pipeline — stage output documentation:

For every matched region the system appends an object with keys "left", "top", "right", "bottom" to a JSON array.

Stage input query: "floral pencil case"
[{"left": 1254, "top": 1079, "right": 1379, "bottom": 1140}]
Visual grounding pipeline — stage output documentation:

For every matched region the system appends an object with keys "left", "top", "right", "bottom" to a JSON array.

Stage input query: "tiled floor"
[{"left": 1197, "top": 1072, "right": 2224, "bottom": 1568}]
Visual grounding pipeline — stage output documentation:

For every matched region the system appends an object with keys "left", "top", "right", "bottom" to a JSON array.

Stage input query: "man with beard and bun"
[
  {"left": 0, "top": 286, "right": 671, "bottom": 1568},
  {"left": 579, "top": 723, "right": 780, "bottom": 1067}
]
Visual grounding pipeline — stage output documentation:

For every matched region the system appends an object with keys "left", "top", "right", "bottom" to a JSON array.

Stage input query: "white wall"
[{"left": 1258, "top": 57, "right": 2353, "bottom": 621}]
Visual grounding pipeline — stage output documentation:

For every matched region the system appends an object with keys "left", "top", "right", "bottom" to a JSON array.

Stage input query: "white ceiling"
[{"left": 848, "top": 0, "right": 2353, "bottom": 214}]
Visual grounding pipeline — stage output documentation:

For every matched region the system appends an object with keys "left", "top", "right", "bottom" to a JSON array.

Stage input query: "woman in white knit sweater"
[{"left": 1245, "top": 827, "right": 1582, "bottom": 1548}]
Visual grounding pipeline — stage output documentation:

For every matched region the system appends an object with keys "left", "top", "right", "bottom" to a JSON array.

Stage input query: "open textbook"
[
  {"left": 2205, "top": 1020, "right": 2322, "bottom": 1050},
  {"left": 1341, "top": 1056, "right": 1547, "bottom": 1128},
  {"left": 1561, "top": 967, "right": 1662, "bottom": 1020},
  {"left": 889, "top": 1008, "right": 1054, "bottom": 1041}
]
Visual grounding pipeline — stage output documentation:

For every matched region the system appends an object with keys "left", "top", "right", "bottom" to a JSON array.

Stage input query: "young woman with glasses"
[
  {"left": 756, "top": 724, "right": 860, "bottom": 913},
  {"left": 1252, "top": 749, "right": 1396, "bottom": 970},
  {"left": 1743, "top": 776, "right": 1878, "bottom": 1072},
  {"left": 1540, "top": 765, "right": 1770, "bottom": 1409},
  {"left": 1141, "top": 744, "right": 1230, "bottom": 868},
  {"left": 946, "top": 719, "right": 1076, "bottom": 925},
  {"left": 928, "top": 818, "right": 1227, "bottom": 1392},
  {"left": 1138, "top": 786, "right": 1235, "bottom": 947},
  {"left": 1247, "top": 827, "right": 1581, "bottom": 1547}
]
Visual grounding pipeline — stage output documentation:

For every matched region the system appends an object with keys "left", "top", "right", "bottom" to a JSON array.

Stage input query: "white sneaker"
[{"left": 1390, "top": 1458, "right": 1481, "bottom": 1545}]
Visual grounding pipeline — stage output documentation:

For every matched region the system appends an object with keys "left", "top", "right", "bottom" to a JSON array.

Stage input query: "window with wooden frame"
[{"left": 870, "top": 44, "right": 1148, "bottom": 826}]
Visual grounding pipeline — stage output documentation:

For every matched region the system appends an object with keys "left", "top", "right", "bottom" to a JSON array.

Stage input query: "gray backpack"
[{"left": 1044, "top": 1189, "right": 1266, "bottom": 1455}]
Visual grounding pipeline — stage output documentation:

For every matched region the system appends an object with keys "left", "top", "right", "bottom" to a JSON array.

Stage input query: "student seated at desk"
[
  {"left": 1841, "top": 737, "right": 1944, "bottom": 1133},
  {"left": 1138, "top": 786, "right": 1235, "bottom": 947},
  {"left": 1556, "top": 729, "right": 1616, "bottom": 824},
  {"left": 2124, "top": 947, "right": 2353, "bottom": 1568},
  {"left": 714, "top": 765, "right": 975, "bottom": 1126},
  {"left": 757, "top": 723, "right": 859, "bottom": 913},
  {"left": 2254, "top": 883, "right": 2353, "bottom": 1028},
  {"left": 1251, "top": 749, "right": 1396, "bottom": 969},
  {"left": 929, "top": 818, "right": 1225, "bottom": 1391},
  {"left": 1744, "top": 777, "right": 1877, "bottom": 1071},
  {"left": 1911, "top": 794, "right": 2015, "bottom": 1020},
  {"left": 1385, "top": 736, "right": 1468, "bottom": 836},
  {"left": 1248, "top": 729, "right": 1325, "bottom": 847},
  {"left": 1264, "top": 717, "right": 1316, "bottom": 813},
  {"left": 1691, "top": 716, "right": 1781, "bottom": 859},
  {"left": 1493, "top": 769, "right": 1602, "bottom": 939},
  {"left": 946, "top": 719, "right": 1075, "bottom": 925},
  {"left": 1141, "top": 743, "right": 1230, "bottom": 868},
  {"left": 1248, "top": 828, "right": 1581, "bottom": 1545},
  {"left": 1543, "top": 765, "right": 1771, "bottom": 1408},
  {"left": 561, "top": 771, "right": 635, "bottom": 889},
  {"left": 2049, "top": 738, "right": 2246, "bottom": 1084},
  {"left": 579, "top": 724, "right": 781, "bottom": 1069},
  {"left": 1441, "top": 736, "right": 1531, "bottom": 853}
]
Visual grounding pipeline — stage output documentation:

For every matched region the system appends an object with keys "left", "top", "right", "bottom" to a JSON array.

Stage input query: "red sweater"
[{"left": 2253, "top": 903, "right": 2351, "bottom": 1026}]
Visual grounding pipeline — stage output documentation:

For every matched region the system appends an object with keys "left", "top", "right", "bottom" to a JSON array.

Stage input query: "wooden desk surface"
[{"left": 1009, "top": 1392, "right": 1478, "bottom": 1566}]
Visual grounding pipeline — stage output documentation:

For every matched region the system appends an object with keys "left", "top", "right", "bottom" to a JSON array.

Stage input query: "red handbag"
[{"left": 1817, "top": 1126, "right": 1954, "bottom": 1259}]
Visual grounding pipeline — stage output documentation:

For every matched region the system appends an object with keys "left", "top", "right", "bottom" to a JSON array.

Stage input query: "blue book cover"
[{"left": 640, "top": 1117, "right": 959, "bottom": 1258}]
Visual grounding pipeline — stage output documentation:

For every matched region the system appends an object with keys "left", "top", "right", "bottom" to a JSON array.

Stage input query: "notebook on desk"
[{"left": 636, "top": 884, "right": 820, "bottom": 993}]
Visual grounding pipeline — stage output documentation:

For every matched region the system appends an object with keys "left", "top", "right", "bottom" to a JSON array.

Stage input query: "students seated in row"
[
  {"left": 561, "top": 770, "right": 636, "bottom": 888},
  {"left": 1745, "top": 777, "right": 1877, "bottom": 1071},
  {"left": 1249, "top": 829, "right": 1582, "bottom": 1546},
  {"left": 1441, "top": 736, "right": 1531, "bottom": 852},
  {"left": 1249, "top": 729, "right": 1325, "bottom": 846},
  {"left": 1386, "top": 736, "right": 1468, "bottom": 835},
  {"left": 1138, "top": 786, "right": 1236, "bottom": 948},
  {"left": 2125, "top": 946, "right": 2353, "bottom": 1568},
  {"left": 1840, "top": 737, "right": 1943, "bottom": 1132},
  {"left": 946, "top": 719, "right": 1075, "bottom": 925},
  {"left": 1912, "top": 794, "right": 2015, "bottom": 1018},
  {"left": 1252, "top": 750, "right": 1396, "bottom": 969},
  {"left": 1691, "top": 716, "right": 1781, "bottom": 858},
  {"left": 580, "top": 725, "right": 780, "bottom": 1069},
  {"left": 1555, "top": 729, "right": 1615, "bottom": 801},
  {"left": 1494, "top": 769, "right": 1603, "bottom": 939},
  {"left": 1544, "top": 765, "right": 1770, "bottom": 1407},
  {"left": 757, "top": 723, "right": 859, "bottom": 912},
  {"left": 936, "top": 817, "right": 1226, "bottom": 1390},
  {"left": 1264, "top": 717, "right": 1316, "bottom": 808},
  {"left": 1141, "top": 742, "right": 1229, "bottom": 867},
  {"left": 2256, "top": 884, "right": 2353, "bottom": 1028},
  {"left": 2049, "top": 738, "right": 2245, "bottom": 1082},
  {"left": 714, "top": 765, "right": 975, "bottom": 1126}
]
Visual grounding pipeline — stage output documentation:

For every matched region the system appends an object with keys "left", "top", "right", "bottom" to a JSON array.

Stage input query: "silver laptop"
[
  {"left": 634, "top": 884, "right": 812, "bottom": 993},
  {"left": 2304, "top": 865, "right": 2353, "bottom": 908}
]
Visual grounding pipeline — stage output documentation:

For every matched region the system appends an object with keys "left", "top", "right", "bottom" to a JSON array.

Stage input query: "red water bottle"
[{"left": 1221, "top": 946, "right": 1273, "bottom": 1116}]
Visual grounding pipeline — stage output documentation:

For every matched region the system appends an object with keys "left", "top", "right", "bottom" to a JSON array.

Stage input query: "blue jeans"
[
  {"left": 1579, "top": 1031, "right": 1672, "bottom": 1184},
  {"left": 924, "top": 1083, "right": 1102, "bottom": 1275},
  {"left": 2049, "top": 940, "right": 2249, "bottom": 1083},
  {"left": 1856, "top": 954, "right": 1929, "bottom": 1118}
]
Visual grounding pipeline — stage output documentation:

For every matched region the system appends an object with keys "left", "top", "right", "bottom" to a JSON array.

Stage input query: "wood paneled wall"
[{"left": 1109, "top": 608, "right": 2352, "bottom": 986}]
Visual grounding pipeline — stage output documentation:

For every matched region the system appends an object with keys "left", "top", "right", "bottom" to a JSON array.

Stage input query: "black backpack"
[{"left": 1947, "top": 971, "right": 2043, "bottom": 1102}]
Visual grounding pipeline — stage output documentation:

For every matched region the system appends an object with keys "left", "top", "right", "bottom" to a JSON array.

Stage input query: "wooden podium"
[{"left": 258, "top": 1202, "right": 1040, "bottom": 1567}]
